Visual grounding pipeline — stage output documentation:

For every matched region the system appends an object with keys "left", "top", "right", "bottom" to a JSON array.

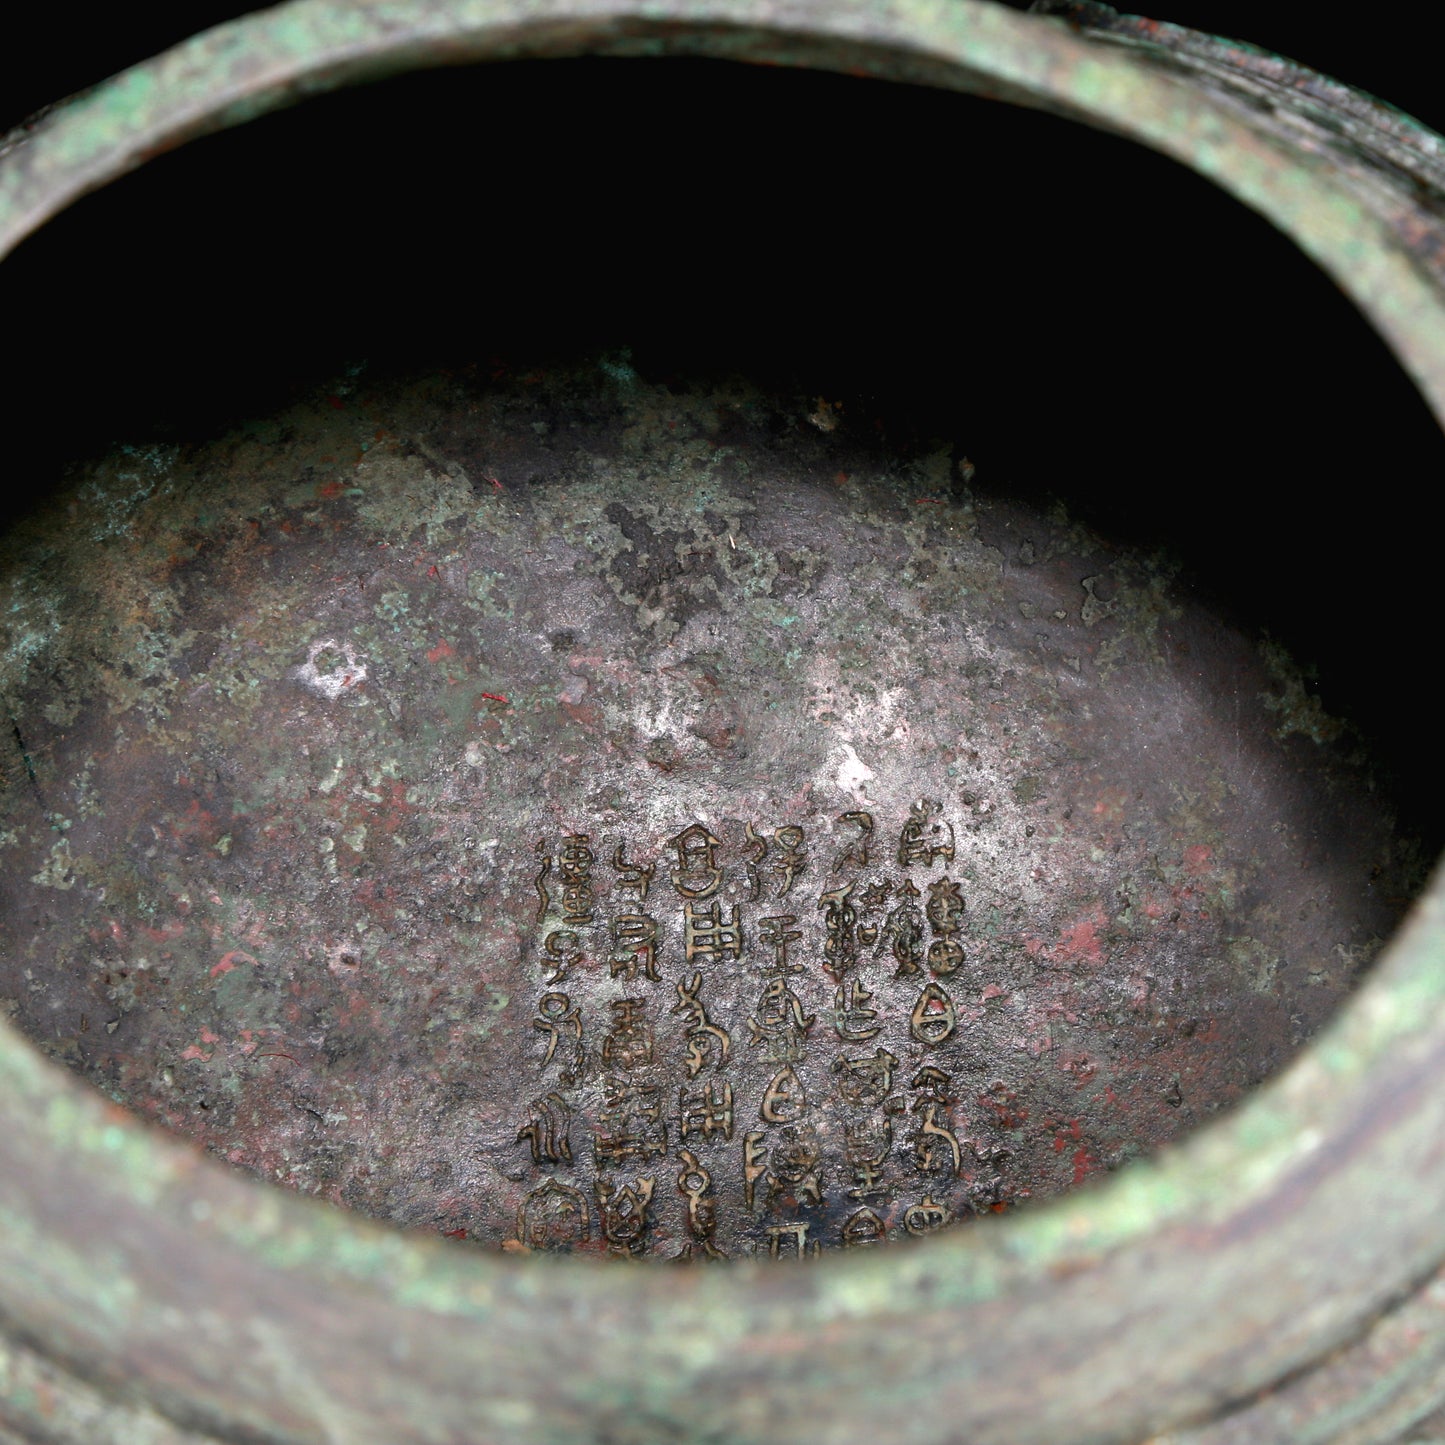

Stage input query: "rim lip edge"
[{"left": 2, "top": 1, "right": 1443, "bottom": 1439}]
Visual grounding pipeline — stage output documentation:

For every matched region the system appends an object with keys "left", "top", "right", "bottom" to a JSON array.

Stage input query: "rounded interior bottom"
[{"left": 0, "top": 356, "right": 1419, "bottom": 1259}]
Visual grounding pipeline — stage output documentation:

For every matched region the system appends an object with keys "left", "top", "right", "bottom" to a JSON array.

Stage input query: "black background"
[{"left": 1, "top": 4, "right": 1441, "bottom": 836}]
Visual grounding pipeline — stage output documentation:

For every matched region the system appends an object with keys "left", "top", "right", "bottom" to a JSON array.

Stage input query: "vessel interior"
[{"left": 0, "top": 57, "right": 1437, "bottom": 1260}]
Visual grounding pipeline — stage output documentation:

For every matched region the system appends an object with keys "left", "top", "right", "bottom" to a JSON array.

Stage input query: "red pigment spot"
[
  {"left": 1072, "top": 1147, "right": 1098, "bottom": 1187},
  {"left": 427, "top": 564, "right": 440, "bottom": 578},
  {"left": 1022, "top": 934, "right": 1045, "bottom": 956},
  {"left": 1183, "top": 844, "right": 1213, "bottom": 876},
  {"left": 326, "top": 395, "right": 345, "bottom": 410},
  {"left": 318, "top": 480, "right": 343, "bottom": 500},
  {"left": 981, "top": 983, "right": 1006, "bottom": 1001},
  {"left": 489, "top": 476, "right": 503, "bottom": 491},
  {"left": 200, "top": 1027, "right": 221, "bottom": 1044},
  {"left": 443, "top": 1228, "right": 468, "bottom": 1240},
  {"left": 1051, "top": 1119, "right": 1083, "bottom": 1154},
  {"left": 427, "top": 641, "right": 455, "bottom": 664},
  {"left": 479, "top": 692, "right": 509, "bottom": 704},
  {"left": 834, "top": 471, "right": 849, "bottom": 485},
  {"left": 181, "top": 1045, "right": 211, "bottom": 1062},
  {"left": 210, "top": 949, "right": 256, "bottom": 979},
  {"left": 1053, "top": 904, "right": 1108, "bottom": 966},
  {"left": 1091, "top": 787, "right": 1129, "bottom": 825},
  {"left": 914, "top": 498, "right": 944, "bottom": 506}
]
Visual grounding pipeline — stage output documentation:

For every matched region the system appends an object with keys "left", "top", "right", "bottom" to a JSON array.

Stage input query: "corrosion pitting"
[{"left": 0, "top": 356, "right": 1421, "bottom": 1259}]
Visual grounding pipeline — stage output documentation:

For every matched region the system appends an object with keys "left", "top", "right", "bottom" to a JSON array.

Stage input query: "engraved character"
[
  {"left": 743, "top": 1131, "right": 769, "bottom": 1210},
  {"left": 610, "top": 912, "right": 660, "bottom": 982},
  {"left": 857, "top": 879, "right": 892, "bottom": 913},
  {"left": 833, "top": 979, "right": 882, "bottom": 1042},
  {"left": 854, "top": 878, "right": 890, "bottom": 947},
  {"left": 911, "top": 1065, "right": 954, "bottom": 1103},
  {"left": 879, "top": 879, "right": 926, "bottom": 978},
  {"left": 596, "top": 1175, "right": 655, "bottom": 1258},
  {"left": 675, "top": 1151, "right": 725, "bottom": 1261},
  {"left": 683, "top": 898, "right": 744, "bottom": 966},
  {"left": 747, "top": 976, "right": 815, "bottom": 1064},
  {"left": 913, "top": 1101, "right": 963, "bottom": 1176},
  {"left": 601, "top": 997, "right": 654, "bottom": 1071},
  {"left": 594, "top": 1079, "right": 668, "bottom": 1165},
  {"left": 832, "top": 810, "right": 873, "bottom": 871},
  {"left": 910, "top": 1067, "right": 963, "bottom": 1174},
  {"left": 819, "top": 885, "right": 859, "bottom": 982},
  {"left": 833, "top": 1047, "right": 897, "bottom": 1108},
  {"left": 763, "top": 1124, "right": 824, "bottom": 1209},
  {"left": 744, "top": 822, "right": 806, "bottom": 900},
  {"left": 678, "top": 1080, "right": 735, "bottom": 1143},
  {"left": 517, "top": 1091, "right": 573, "bottom": 1165},
  {"left": 757, "top": 1221, "right": 821, "bottom": 1260},
  {"left": 559, "top": 833, "right": 597, "bottom": 925},
  {"left": 671, "top": 971, "right": 732, "bottom": 1076},
  {"left": 759, "top": 1064, "right": 807, "bottom": 1124},
  {"left": 533, "top": 839, "right": 552, "bottom": 922},
  {"left": 612, "top": 842, "right": 655, "bottom": 904},
  {"left": 532, "top": 991, "right": 584, "bottom": 1083},
  {"left": 904, "top": 1193, "right": 954, "bottom": 1236},
  {"left": 757, "top": 914, "right": 803, "bottom": 974},
  {"left": 841, "top": 1207, "right": 887, "bottom": 1248},
  {"left": 744, "top": 821, "right": 769, "bottom": 902},
  {"left": 898, "top": 798, "right": 956, "bottom": 869},
  {"left": 517, "top": 1179, "right": 589, "bottom": 1252},
  {"left": 926, "top": 876, "right": 966, "bottom": 975},
  {"left": 669, "top": 824, "right": 724, "bottom": 899},
  {"left": 844, "top": 1113, "right": 893, "bottom": 1202},
  {"left": 910, "top": 981, "right": 957, "bottom": 1046},
  {"left": 541, "top": 929, "right": 581, "bottom": 986}
]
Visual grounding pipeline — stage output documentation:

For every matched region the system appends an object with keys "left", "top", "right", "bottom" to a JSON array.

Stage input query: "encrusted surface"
[{"left": 0, "top": 356, "right": 1417, "bottom": 1258}]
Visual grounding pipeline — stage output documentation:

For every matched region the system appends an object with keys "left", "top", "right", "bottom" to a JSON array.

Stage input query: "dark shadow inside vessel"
[{"left": 3, "top": 57, "right": 1437, "bottom": 839}]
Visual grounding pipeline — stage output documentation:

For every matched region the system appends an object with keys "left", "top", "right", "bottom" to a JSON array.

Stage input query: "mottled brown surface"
[{"left": 0, "top": 357, "right": 1419, "bottom": 1258}]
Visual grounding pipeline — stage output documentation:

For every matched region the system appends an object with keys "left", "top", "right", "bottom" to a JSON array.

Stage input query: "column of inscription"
[
  {"left": 516, "top": 833, "right": 596, "bottom": 1253},
  {"left": 668, "top": 826, "right": 736, "bottom": 1260},
  {"left": 592, "top": 836, "right": 666, "bottom": 1258},
  {"left": 831, "top": 875, "right": 900, "bottom": 1249},
  {"left": 741, "top": 823, "right": 827, "bottom": 1260}
]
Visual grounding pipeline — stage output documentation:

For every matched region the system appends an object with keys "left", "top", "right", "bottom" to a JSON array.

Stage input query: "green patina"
[{"left": 0, "top": 2, "right": 1443, "bottom": 1444}]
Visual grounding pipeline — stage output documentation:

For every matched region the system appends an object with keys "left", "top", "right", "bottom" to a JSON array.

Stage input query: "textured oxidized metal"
[
  {"left": 0, "top": 359, "right": 1420, "bottom": 1264},
  {"left": 1, "top": 2, "right": 1445, "bottom": 1444}
]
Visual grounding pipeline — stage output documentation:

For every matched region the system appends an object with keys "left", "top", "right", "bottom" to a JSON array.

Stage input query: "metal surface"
[
  {"left": 0, "top": 359, "right": 1415, "bottom": 1257},
  {"left": 0, "top": 2, "right": 1443, "bottom": 1443}
]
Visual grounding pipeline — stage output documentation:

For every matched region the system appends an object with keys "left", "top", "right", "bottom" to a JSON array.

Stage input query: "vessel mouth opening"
[{"left": 0, "top": 54, "right": 1439, "bottom": 1261}]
